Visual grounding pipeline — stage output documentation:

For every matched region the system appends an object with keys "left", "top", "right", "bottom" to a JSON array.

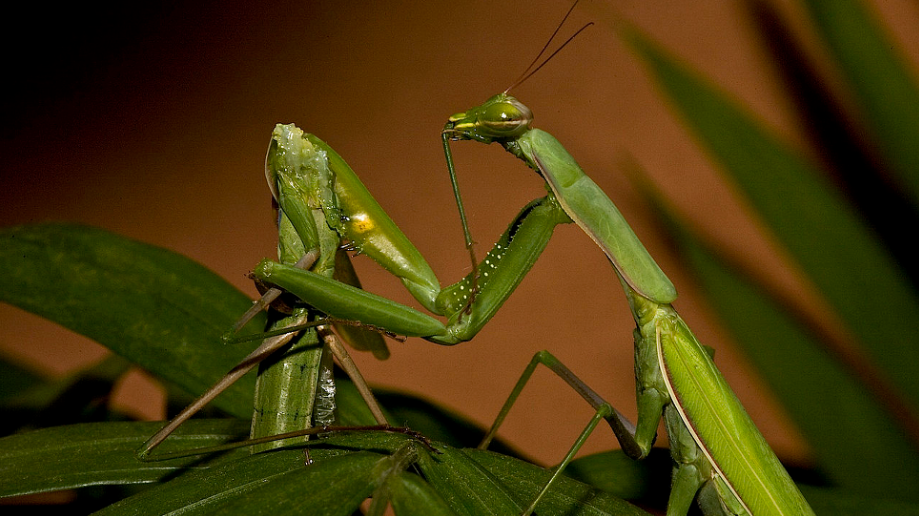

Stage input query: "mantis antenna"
[
  {"left": 443, "top": 0, "right": 593, "bottom": 314},
  {"left": 504, "top": 0, "right": 594, "bottom": 94}
]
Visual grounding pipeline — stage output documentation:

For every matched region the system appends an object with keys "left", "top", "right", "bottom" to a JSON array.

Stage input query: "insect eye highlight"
[
  {"left": 483, "top": 102, "right": 522, "bottom": 122},
  {"left": 480, "top": 101, "right": 533, "bottom": 137}
]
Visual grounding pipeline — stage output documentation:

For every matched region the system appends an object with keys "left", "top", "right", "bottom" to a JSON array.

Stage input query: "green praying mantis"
[
  {"left": 244, "top": 110, "right": 814, "bottom": 516},
  {"left": 445, "top": 93, "right": 816, "bottom": 515},
  {"left": 137, "top": 6, "right": 816, "bottom": 516}
]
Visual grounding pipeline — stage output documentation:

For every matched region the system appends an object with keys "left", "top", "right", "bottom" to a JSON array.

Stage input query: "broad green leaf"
[
  {"left": 303, "top": 434, "right": 647, "bottom": 515},
  {"left": 651, "top": 194, "right": 919, "bottom": 499},
  {"left": 563, "top": 448, "right": 671, "bottom": 503},
  {"left": 800, "top": 0, "right": 919, "bottom": 203},
  {"left": 98, "top": 449, "right": 383, "bottom": 516},
  {"left": 0, "top": 420, "right": 249, "bottom": 496},
  {"left": 466, "top": 448, "right": 652, "bottom": 516},
  {"left": 800, "top": 485, "right": 919, "bottom": 515},
  {"left": 0, "top": 223, "right": 267, "bottom": 418},
  {"left": 203, "top": 451, "right": 382, "bottom": 516},
  {"left": 388, "top": 472, "right": 459, "bottom": 516},
  {"left": 415, "top": 444, "right": 525, "bottom": 516},
  {"left": 620, "top": 25, "right": 919, "bottom": 422}
]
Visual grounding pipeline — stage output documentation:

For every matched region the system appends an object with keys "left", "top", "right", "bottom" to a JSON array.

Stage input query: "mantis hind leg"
[{"left": 479, "top": 350, "right": 666, "bottom": 516}]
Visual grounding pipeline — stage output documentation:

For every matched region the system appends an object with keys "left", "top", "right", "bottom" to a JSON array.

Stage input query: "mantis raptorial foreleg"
[
  {"left": 139, "top": 126, "right": 395, "bottom": 458},
  {"left": 139, "top": 121, "right": 569, "bottom": 460},
  {"left": 139, "top": 118, "right": 566, "bottom": 461}
]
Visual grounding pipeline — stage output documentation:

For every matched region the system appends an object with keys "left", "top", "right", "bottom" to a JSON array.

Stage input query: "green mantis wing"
[
  {"left": 305, "top": 133, "right": 442, "bottom": 312},
  {"left": 658, "top": 310, "right": 814, "bottom": 515}
]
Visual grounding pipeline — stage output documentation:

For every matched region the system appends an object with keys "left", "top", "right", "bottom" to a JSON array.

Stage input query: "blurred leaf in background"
[
  {"left": 4, "top": 0, "right": 919, "bottom": 513},
  {"left": 607, "top": 0, "right": 919, "bottom": 506}
]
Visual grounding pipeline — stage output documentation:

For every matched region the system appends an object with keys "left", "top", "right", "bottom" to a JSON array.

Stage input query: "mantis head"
[{"left": 442, "top": 93, "right": 533, "bottom": 144}]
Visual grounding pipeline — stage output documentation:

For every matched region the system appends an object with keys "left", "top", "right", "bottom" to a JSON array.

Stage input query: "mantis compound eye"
[
  {"left": 480, "top": 98, "right": 533, "bottom": 139},
  {"left": 442, "top": 94, "right": 533, "bottom": 143}
]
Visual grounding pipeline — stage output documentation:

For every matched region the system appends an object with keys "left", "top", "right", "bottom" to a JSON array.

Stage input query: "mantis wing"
[{"left": 659, "top": 314, "right": 814, "bottom": 515}]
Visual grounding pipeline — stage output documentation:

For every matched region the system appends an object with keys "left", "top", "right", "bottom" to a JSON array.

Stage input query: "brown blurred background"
[{"left": 1, "top": 0, "right": 916, "bottom": 467}]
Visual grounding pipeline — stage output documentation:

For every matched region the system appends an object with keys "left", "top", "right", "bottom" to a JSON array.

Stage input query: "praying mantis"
[
  {"left": 444, "top": 95, "right": 816, "bottom": 515},
  {"left": 247, "top": 104, "right": 814, "bottom": 515},
  {"left": 137, "top": 121, "right": 565, "bottom": 458},
  {"left": 136, "top": 5, "right": 815, "bottom": 516}
]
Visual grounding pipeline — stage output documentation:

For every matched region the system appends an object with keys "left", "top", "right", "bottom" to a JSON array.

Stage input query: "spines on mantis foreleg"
[
  {"left": 434, "top": 195, "right": 566, "bottom": 313},
  {"left": 433, "top": 194, "right": 572, "bottom": 343},
  {"left": 253, "top": 195, "right": 573, "bottom": 346}
]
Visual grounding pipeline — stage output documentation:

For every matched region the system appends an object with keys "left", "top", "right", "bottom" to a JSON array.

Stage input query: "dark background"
[{"left": 2, "top": 0, "right": 916, "bottom": 466}]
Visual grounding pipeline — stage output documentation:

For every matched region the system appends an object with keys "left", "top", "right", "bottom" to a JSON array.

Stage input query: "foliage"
[
  {"left": 614, "top": 0, "right": 919, "bottom": 509},
  {"left": 2, "top": 0, "right": 919, "bottom": 513}
]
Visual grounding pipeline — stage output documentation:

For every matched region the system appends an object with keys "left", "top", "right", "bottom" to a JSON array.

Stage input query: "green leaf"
[
  {"left": 620, "top": 24, "right": 919, "bottom": 429},
  {"left": 0, "top": 223, "right": 267, "bottom": 418},
  {"left": 415, "top": 444, "right": 525, "bottom": 516},
  {"left": 650, "top": 194, "right": 919, "bottom": 499},
  {"left": 98, "top": 449, "right": 382, "bottom": 516},
  {"left": 800, "top": 0, "right": 919, "bottom": 203},
  {"left": 0, "top": 420, "right": 250, "bottom": 496},
  {"left": 800, "top": 485, "right": 919, "bottom": 516},
  {"left": 564, "top": 448, "right": 671, "bottom": 504},
  {"left": 466, "top": 448, "right": 653, "bottom": 515},
  {"left": 388, "top": 472, "right": 459, "bottom": 516}
]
